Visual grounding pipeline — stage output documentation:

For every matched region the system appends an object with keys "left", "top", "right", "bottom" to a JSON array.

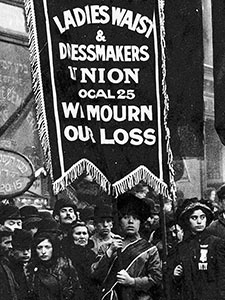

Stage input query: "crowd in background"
[{"left": 1, "top": 183, "right": 225, "bottom": 300}]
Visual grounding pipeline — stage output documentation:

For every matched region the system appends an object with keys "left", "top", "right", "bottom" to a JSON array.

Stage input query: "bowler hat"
[
  {"left": 0, "top": 203, "right": 21, "bottom": 225},
  {"left": 20, "top": 206, "right": 42, "bottom": 227},
  {"left": 39, "top": 210, "right": 53, "bottom": 220},
  {"left": 94, "top": 204, "right": 113, "bottom": 220},
  {"left": 36, "top": 218, "right": 60, "bottom": 235},
  {"left": 117, "top": 193, "right": 151, "bottom": 222},
  {"left": 12, "top": 229, "right": 33, "bottom": 250}
]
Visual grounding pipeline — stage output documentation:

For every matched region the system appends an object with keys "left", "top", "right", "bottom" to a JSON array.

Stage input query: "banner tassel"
[
  {"left": 112, "top": 165, "right": 168, "bottom": 198},
  {"left": 25, "top": 0, "right": 53, "bottom": 179},
  {"left": 53, "top": 159, "right": 111, "bottom": 195}
]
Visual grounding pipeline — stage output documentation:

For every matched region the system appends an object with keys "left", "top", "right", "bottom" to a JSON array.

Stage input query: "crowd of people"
[{"left": 1, "top": 184, "right": 225, "bottom": 300}]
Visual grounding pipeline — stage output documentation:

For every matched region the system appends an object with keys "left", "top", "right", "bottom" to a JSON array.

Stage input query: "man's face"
[
  {"left": 4, "top": 219, "right": 22, "bottom": 232},
  {"left": 72, "top": 225, "right": 89, "bottom": 247},
  {"left": 120, "top": 214, "right": 141, "bottom": 237},
  {"left": 59, "top": 207, "right": 77, "bottom": 224},
  {"left": 95, "top": 218, "right": 113, "bottom": 237},
  {"left": 168, "top": 224, "right": 183, "bottom": 243},
  {"left": 0, "top": 235, "right": 12, "bottom": 255},
  {"left": 13, "top": 248, "right": 31, "bottom": 263}
]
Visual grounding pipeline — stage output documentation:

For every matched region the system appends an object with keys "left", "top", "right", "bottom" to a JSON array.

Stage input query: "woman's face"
[
  {"left": 72, "top": 225, "right": 89, "bottom": 247},
  {"left": 189, "top": 209, "right": 207, "bottom": 233},
  {"left": 36, "top": 239, "right": 53, "bottom": 261}
]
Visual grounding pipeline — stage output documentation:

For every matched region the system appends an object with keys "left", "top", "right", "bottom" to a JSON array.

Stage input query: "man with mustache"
[
  {"left": 0, "top": 202, "right": 22, "bottom": 232},
  {"left": 53, "top": 195, "right": 78, "bottom": 238},
  {"left": 92, "top": 193, "right": 162, "bottom": 300}
]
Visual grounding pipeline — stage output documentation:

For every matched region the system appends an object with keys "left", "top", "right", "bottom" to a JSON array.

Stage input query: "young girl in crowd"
[{"left": 27, "top": 232, "right": 83, "bottom": 300}]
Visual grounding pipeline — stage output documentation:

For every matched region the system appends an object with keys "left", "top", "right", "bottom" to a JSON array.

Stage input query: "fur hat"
[
  {"left": 117, "top": 193, "right": 151, "bottom": 222},
  {"left": 94, "top": 204, "right": 113, "bottom": 220},
  {"left": 178, "top": 201, "right": 214, "bottom": 228},
  {"left": 53, "top": 197, "right": 77, "bottom": 218},
  {"left": 12, "top": 229, "right": 33, "bottom": 250},
  {"left": 0, "top": 203, "right": 21, "bottom": 225}
]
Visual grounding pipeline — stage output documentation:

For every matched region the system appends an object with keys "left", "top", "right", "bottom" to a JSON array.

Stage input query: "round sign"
[{"left": 0, "top": 148, "right": 35, "bottom": 198}]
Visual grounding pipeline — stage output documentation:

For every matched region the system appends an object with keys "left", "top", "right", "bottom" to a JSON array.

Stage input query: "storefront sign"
[{"left": 0, "top": 148, "right": 35, "bottom": 198}]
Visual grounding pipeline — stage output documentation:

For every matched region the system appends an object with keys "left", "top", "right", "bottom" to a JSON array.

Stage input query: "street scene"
[{"left": 0, "top": 0, "right": 225, "bottom": 299}]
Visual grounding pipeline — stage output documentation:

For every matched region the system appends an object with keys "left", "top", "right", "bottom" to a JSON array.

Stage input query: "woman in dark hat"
[
  {"left": 172, "top": 200, "right": 225, "bottom": 300},
  {"left": 27, "top": 232, "right": 84, "bottom": 300}
]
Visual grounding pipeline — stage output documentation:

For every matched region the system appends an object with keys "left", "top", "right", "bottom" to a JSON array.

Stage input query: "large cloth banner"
[
  {"left": 25, "top": 0, "right": 175, "bottom": 197},
  {"left": 212, "top": 0, "right": 225, "bottom": 146}
]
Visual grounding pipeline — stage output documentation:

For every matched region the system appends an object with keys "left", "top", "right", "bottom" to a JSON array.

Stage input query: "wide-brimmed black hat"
[
  {"left": 12, "top": 228, "right": 33, "bottom": 250},
  {"left": 178, "top": 201, "right": 214, "bottom": 227},
  {"left": 0, "top": 203, "right": 21, "bottom": 225},
  {"left": 117, "top": 193, "right": 151, "bottom": 222}
]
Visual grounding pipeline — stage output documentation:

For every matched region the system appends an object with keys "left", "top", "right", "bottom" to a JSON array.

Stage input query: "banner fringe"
[
  {"left": 24, "top": 0, "right": 53, "bottom": 179},
  {"left": 53, "top": 159, "right": 111, "bottom": 195},
  {"left": 112, "top": 165, "right": 168, "bottom": 198},
  {"left": 158, "top": 0, "right": 176, "bottom": 200}
]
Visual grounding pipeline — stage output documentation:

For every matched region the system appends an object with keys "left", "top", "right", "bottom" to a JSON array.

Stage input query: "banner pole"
[
  {"left": 159, "top": 193, "right": 169, "bottom": 300},
  {"left": 113, "top": 195, "right": 129, "bottom": 300}
]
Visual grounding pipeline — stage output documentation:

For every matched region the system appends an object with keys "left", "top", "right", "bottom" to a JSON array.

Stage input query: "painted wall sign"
[{"left": 0, "top": 148, "right": 35, "bottom": 198}]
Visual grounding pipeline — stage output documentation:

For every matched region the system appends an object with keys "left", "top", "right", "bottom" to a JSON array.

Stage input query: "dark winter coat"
[
  {"left": 172, "top": 230, "right": 225, "bottom": 300},
  {"left": 92, "top": 238, "right": 162, "bottom": 300},
  {"left": 207, "top": 211, "right": 225, "bottom": 239},
  {"left": 64, "top": 240, "right": 99, "bottom": 300},
  {"left": 8, "top": 258, "right": 30, "bottom": 300},
  {"left": 0, "top": 255, "right": 18, "bottom": 300},
  {"left": 27, "top": 256, "right": 84, "bottom": 300}
]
